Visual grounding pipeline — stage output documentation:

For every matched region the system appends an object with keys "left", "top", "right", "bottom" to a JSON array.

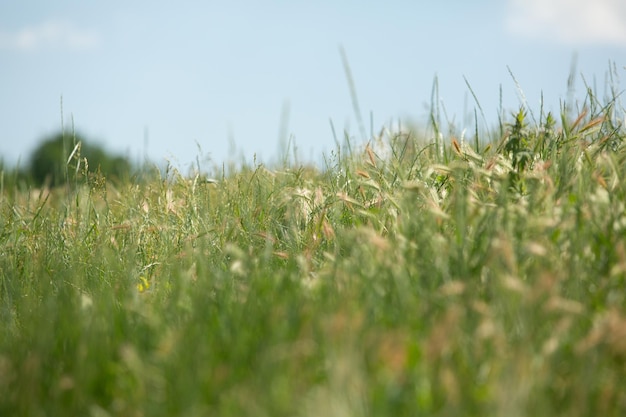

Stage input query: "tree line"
[{"left": 1, "top": 132, "right": 134, "bottom": 187}]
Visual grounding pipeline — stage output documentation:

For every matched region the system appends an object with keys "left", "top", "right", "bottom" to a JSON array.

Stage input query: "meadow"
[{"left": 1, "top": 79, "right": 626, "bottom": 416}]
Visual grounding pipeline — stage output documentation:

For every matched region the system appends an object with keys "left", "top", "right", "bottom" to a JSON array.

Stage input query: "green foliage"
[
  {"left": 29, "top": 132, "right": 132, "bottom": 187},
  {"left": 1, "top": 82, "right": 626, "bottom": 416},
  {"left": 504, "top": 108, "right": 533, "bottom": 172}
]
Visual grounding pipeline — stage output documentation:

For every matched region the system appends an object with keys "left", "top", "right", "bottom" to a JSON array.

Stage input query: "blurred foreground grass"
[{"left": 1, "top": 98, "right": 626, "bottom": 416}]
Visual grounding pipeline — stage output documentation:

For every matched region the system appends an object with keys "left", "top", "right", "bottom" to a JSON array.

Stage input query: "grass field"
[{"left": 2, "top": 81, "right": 626, "bottom": 416}]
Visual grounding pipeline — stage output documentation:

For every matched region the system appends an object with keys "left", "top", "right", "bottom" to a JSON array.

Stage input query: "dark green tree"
[{"left": 29, "top": 132, "right": 132, "bottom": 186}]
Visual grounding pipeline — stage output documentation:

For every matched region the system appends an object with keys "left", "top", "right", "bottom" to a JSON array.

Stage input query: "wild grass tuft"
[{"left": 1, "top": 75, "right": 626, "bottom": 416}]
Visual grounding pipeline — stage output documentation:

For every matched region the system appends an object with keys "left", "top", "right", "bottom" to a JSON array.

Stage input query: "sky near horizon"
[{"left": 1, "top": 0, "right": 625, "bottom": 171}]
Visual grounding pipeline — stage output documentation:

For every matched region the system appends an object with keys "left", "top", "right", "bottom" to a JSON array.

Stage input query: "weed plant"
[{"left": 1, "top": 81, "right": 626, "bottom": 416}]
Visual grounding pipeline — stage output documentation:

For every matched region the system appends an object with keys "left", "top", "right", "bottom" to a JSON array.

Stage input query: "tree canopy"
[{"left": 29, "top": 132, "right": 132, "bottom": 186}]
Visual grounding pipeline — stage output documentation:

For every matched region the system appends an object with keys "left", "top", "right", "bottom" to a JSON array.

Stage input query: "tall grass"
[{"left": 1, "top": 77, "right": 626, "bottom": 416}]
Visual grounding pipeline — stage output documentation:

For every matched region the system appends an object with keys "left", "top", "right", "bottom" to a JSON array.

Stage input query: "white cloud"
[
  {"left": 507, "top": 0, "right": 626, "bottom": 46},
  {"left": 0, "top": 20, "right": 100, "bottom": 51}
]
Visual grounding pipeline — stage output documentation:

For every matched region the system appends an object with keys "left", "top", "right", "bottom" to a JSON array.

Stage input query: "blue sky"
[{"left": 1, "top": 0, "right": 625, "bottom": 171}]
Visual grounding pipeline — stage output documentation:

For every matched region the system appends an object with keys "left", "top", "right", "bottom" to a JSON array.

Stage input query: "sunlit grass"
[{"left": 1, "top": 78, "right": 626, "bottom": 416}]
